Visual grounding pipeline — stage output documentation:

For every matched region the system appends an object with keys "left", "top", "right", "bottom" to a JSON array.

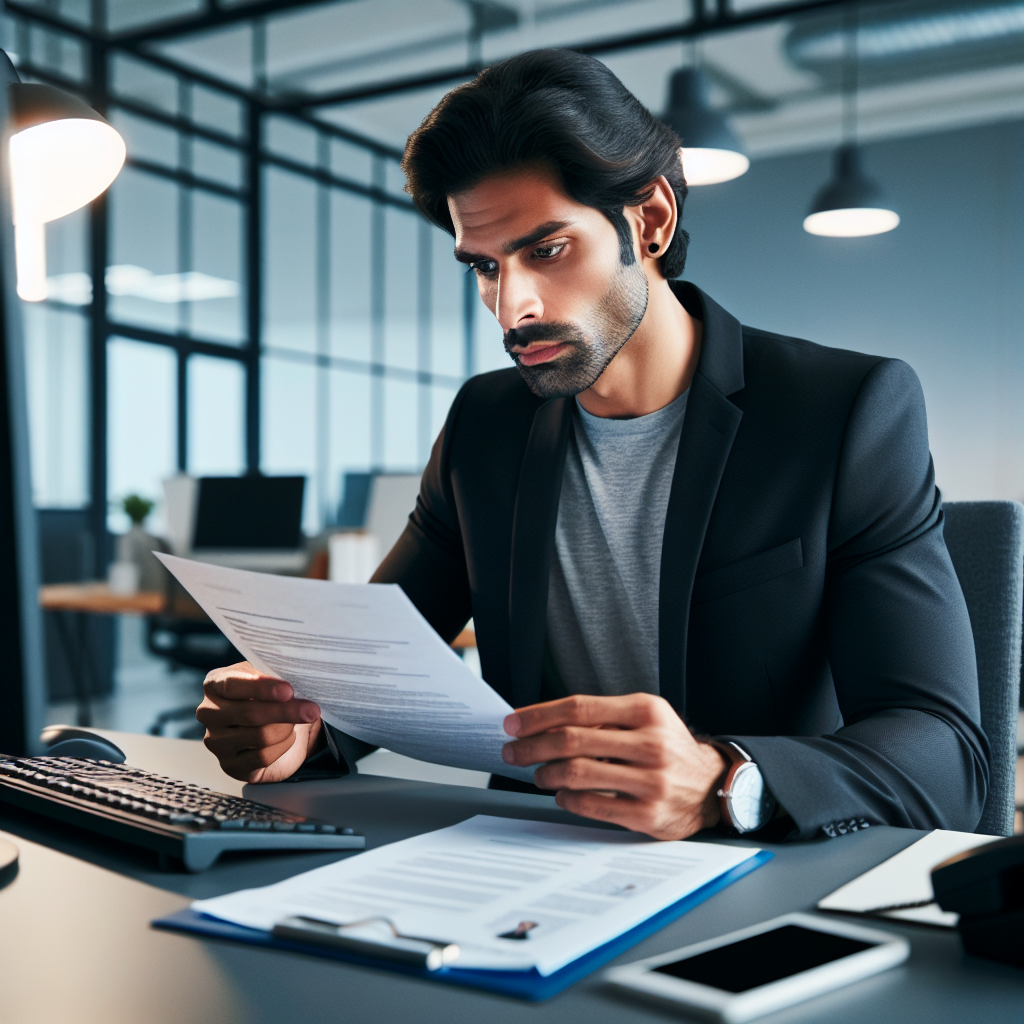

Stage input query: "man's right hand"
[{"left": 196, "top": 662, "right": 323, "bottom": 783}]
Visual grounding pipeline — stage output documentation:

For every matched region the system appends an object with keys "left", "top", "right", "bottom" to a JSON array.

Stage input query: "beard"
[{"left": 503, "top": 259, "right": 649, "bottom": 399}]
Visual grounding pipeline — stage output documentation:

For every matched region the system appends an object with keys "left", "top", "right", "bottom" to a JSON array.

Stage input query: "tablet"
[{"left": 604, "top": 913, "right": 908, "bottom": 1023}]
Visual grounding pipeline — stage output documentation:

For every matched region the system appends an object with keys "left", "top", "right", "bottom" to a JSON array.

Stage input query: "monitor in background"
[
  {"left": 335, "top": 472, "right": 421, "bottom": 557},
  {"left": 190, "top": 476, "right": 307, "bottom": 573},
  {"left": 336, "top": 472, "right": 373, "bottom": 529}
]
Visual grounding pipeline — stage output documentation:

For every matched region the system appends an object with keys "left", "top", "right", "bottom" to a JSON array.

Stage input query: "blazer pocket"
[{"left": 692, "top": 538, "right": 803, "bottom": 606}]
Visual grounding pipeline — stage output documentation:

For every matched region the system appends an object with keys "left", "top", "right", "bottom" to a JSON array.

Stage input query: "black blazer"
[{"left": 366, "top": 282, "right": 988, "bottom": 840}]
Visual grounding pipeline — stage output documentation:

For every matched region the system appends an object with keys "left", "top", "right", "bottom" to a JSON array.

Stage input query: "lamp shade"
[
  {"left": 6, "top": 81, "right": 125, "bottom": 301},
  {"left": 803, "top": 145, "right": 899, "bottom": 237},
  {"left": 662, "top": 68, "right": 750, "bottom": 186}
]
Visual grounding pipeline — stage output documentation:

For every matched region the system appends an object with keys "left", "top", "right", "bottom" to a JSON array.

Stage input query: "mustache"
[{"left": 503, "top": 321, "right": 583, "bottom": 354}]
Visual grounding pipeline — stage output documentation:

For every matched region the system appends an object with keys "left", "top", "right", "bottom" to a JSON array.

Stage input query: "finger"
[
  {"left": 554, "top": 789, "right": 648, "bottom": 832},
  {"left": 204, "top": 674, "right": 295, "bottom": 703},
  {"left": 505, "top": 693, "right": 672, "bottom": 737},
  {"left": 212, "top": 734, "right": 299, "bottom": 781},
  {"left": 202, "top": 723, "right": 298, "bottom": 757},
  {"left": 502, "top": 725, "right": 673, "bottom": 769},
  {"left": 197, "top": 696, "right": 320, "bottom": 729},
  {"left": 533, "top": 758, "right": 660, "bottom": 799},
  {"left": 555, "top": 789, "right": 706, "bottom": 841}
]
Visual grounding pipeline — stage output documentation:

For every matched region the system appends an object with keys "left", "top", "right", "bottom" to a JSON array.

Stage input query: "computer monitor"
[
  {"left": 0, "top": 53, "right": 47, "bottom": 755},
  {"left": 192, "top": 476, "right": 305, "bottom": 551}
]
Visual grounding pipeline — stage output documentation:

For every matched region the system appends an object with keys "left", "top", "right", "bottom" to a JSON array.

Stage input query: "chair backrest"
[{"left": 942, "top": 501, "right": 1024, "bottom": 837}]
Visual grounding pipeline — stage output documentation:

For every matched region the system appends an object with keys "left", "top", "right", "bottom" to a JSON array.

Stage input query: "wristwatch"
[{"left": 716, "top": 742, "right": 776, "bottom": 834}]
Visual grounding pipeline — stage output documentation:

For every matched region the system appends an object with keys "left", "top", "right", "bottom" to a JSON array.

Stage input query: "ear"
[{"left": 624, "top": 175, "right": 678, "bottom": 274}]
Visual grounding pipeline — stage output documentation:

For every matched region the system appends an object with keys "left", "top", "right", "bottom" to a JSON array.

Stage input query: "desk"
[{"left": 2, "top": 735, "right": 1014, "bottom": 1022}]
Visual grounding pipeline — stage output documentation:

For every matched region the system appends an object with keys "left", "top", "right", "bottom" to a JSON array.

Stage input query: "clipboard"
[{"left": 153, "top": 850, "right": 772, "bottom": 1001}]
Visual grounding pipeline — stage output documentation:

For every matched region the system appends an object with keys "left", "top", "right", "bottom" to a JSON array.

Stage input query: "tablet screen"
[{"left": 653, "top": 925, "right": 875, "bottom": 993}]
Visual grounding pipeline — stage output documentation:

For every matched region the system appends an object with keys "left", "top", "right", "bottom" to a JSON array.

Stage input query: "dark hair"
[{"left": 402, "top": 49, "right": 689, "bottom": 278}]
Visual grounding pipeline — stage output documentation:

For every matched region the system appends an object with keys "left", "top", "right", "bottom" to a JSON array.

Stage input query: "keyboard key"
[{"left": 271, "top": 822, "right": 296, "bottom": 831}]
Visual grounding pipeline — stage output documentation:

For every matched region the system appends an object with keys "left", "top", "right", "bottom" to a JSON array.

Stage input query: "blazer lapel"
[
  {"left": 508, "top": 397, "right": 572, "bottom": 707},
  {"left": 659, "top": 284, "right": 745, "bottom": 715}
]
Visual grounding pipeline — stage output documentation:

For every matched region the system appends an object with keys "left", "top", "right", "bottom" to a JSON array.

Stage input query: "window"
[
  {"left": 107, "top": 339, "right": 176, "bottom": 533},
  {"left": 15, "top": 14, "right": 480, "bottom": 545}
]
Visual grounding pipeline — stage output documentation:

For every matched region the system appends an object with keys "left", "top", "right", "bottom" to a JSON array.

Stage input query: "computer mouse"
[{"left": 39, "top": 725, "right": 126, "bottom": 764}]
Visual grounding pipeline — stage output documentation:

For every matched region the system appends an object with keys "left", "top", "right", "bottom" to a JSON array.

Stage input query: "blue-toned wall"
[{"left": 681, "top": 118, "right": 1024, "bottom": 502}]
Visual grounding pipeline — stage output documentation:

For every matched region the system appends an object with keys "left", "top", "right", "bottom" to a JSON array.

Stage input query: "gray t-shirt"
[{"left": 546, "top": 390, "right": 688, "bottom": 697}]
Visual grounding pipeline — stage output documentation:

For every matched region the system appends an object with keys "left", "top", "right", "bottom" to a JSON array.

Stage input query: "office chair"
[
  {"left": 145, "top": 580, "right": 241, "bottom": 737},
  {"left": 942, "top": 501, "right": 1024, "bottom": 837}
]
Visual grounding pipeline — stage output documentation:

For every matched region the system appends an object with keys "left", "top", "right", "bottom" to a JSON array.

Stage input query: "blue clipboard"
[{"left": 153, "top": 849, "right": 772, "bottom": 1001}]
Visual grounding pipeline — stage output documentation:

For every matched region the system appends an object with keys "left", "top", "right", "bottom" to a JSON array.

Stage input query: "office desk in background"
[{"left": 0, "top": 731, "right": 1020, "bottom": 1024}]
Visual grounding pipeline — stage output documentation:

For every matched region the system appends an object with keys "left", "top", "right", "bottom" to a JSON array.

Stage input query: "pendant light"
[
  {"left": 3, "top": 52, "right": 126, "bottom": 301},
  {"left": 662, "top": 66, "right": 749, "bottom": 186},
  {"left": 804, "top": 4, "right": 898, "bottom": 237}
]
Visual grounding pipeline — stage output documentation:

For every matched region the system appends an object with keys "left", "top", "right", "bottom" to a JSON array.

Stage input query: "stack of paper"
[{"left": 193, "top": 815, "right": 763, "bottom": 975}]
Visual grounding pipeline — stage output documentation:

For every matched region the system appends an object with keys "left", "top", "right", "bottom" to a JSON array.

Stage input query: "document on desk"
[
  {"left": 192, "top": 815, "right": 762, "bottom": 975},
  {"left": 817, "top": 829, "right": 1003, "bottom": 927},
  {"left": 155, "top": 554, "right": 534, "bottom": 782}
]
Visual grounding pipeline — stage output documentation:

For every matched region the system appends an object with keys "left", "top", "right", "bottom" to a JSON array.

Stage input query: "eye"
[
  {"left": 468, "top": 259, "right": 498, "bottom": 277},
  {"left": 533, "top": 243, "right": 565, "bottom": 260}
]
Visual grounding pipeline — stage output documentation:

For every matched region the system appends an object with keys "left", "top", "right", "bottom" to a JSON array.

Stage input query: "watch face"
[{"left": 729, "top": 762, "right": 772, "bottom": 832}]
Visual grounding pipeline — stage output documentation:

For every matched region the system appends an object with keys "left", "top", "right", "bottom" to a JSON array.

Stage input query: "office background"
[{"left": 6, "top": 0, "right": 1022, "bottom": 734}]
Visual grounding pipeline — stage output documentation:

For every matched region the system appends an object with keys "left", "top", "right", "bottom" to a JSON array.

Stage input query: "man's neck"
[{"left": 577, "top": 277, "right": 702, "bottom": 419}]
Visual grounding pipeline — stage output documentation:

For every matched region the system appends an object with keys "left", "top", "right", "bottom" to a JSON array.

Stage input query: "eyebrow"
[{"left": 454, "top": 220, "right": 570, "bottom": 264}]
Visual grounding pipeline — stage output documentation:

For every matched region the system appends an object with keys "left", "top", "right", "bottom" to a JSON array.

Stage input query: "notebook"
[{"left": 817, "top": 829, "right": 1002, "bottom": 927}]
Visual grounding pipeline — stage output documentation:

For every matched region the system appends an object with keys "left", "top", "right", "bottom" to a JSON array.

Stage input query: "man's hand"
[
  {"left": 196, "top": 662, "right": 323, "bottom": 783},
  {"left": 501, "top": 693, "right": 728, "bottom": 840}
]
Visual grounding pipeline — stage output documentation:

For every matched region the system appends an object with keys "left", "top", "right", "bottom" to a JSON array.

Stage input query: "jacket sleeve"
[
  {"left": 726, "top": 359, "right": 990, "bottom": 840},
  {"left": 297, "top": 384, "right": 475, "bottom": 775}
]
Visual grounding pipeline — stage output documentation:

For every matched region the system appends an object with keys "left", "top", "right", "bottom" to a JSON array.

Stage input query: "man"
[{"left": 198, "top": 50, "right": 988, "bottom": 842}]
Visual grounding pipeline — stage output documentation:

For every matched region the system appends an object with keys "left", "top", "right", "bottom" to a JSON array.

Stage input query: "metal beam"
[
  {"left": 271, "top": 0, "right": 851, "bottom": 111},
  {"left": 111, "top": 0, "right": 354, "bottom": 46},
  {"left": 3, "top": 0, "right": 349, "bottom": 46}
]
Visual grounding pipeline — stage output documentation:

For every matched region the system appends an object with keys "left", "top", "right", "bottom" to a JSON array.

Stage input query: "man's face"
[{"left": 448, "top": 167, "right": 648, "bottom": 398}]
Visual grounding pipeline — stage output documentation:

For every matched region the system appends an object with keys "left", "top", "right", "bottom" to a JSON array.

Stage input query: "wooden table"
[{"left": 40, "top": 583, "right": 166, "bottom": 616}]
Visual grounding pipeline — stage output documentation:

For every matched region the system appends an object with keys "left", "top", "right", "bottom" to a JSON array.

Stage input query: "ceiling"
[{"left": 16, "top": 0, "right": 1024, "bottom": 158}]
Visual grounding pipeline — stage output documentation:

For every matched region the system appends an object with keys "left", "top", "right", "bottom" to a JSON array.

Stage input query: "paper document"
[
  {"left": 156, "top": 554, "right": 533, "bottom": 782},
  {"left": 817, "top": 829, "right": 1002, "bottom": 927},
  {"left": 192, "top": 815, "right": 762, "bottom": 974}
]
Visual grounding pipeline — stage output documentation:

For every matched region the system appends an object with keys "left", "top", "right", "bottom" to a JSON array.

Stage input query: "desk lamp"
[
  {"left": 1, "top": 53, "right": 126, "bottom": 300},
  {"left": 0, "top": 49, "right": 124, "bottom": 759}
]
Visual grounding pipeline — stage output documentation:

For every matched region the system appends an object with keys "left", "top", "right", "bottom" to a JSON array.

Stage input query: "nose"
[{"left": 494, "top": 264, "right": 543, "bottom": 333}]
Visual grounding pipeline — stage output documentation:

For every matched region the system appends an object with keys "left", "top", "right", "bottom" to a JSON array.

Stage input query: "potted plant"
[{"left": 115, "top": 494, "right": 169, "bottom": 593}]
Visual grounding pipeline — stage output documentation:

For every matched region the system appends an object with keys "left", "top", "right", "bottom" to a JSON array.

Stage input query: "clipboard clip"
[{"left": 271, "top": 915, "right": 461, "bottom": 971}]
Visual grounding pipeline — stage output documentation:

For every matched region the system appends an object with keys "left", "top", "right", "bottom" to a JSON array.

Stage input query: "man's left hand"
[{"left": 502, "top": 693, "right": 728, "bottom": 840}]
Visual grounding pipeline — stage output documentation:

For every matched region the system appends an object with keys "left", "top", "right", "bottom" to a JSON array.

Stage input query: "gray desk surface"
[{"left": 0, "top": 731, "right": 1019, "bottom": 1024}]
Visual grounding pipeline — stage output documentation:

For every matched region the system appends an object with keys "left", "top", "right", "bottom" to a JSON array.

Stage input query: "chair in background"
[
  {"left": 942, "top": 501, "right": 1024, "bottom": 837},
  {"left": 38, "top": 509, "right": 114, "bottom": 718}
]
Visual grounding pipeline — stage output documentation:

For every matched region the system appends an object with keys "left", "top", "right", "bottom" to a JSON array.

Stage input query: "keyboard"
[{"left": 0, "top": 756, "right": 364, "bottom": 872}]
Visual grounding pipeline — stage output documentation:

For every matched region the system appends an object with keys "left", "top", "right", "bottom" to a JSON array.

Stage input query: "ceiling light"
[
  {"left": 803, "top": 146, "right": 900, "bottom": 237},
  {"left": 662, "top": 68, "right": 750, "bottom": 186},
  {"left": 5, "top": 63, "right": 126, "bottom": 302},
  {"left": 804, "top": 9, "right": 898, "bottom": 239},
  {"left": 45, "top": 266, "right": 240, "bottom": 306}
]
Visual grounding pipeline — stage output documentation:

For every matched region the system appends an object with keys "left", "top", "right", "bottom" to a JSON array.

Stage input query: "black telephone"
[{"left": 931, "top": 835, "right": 1023, "bottom": 968}]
